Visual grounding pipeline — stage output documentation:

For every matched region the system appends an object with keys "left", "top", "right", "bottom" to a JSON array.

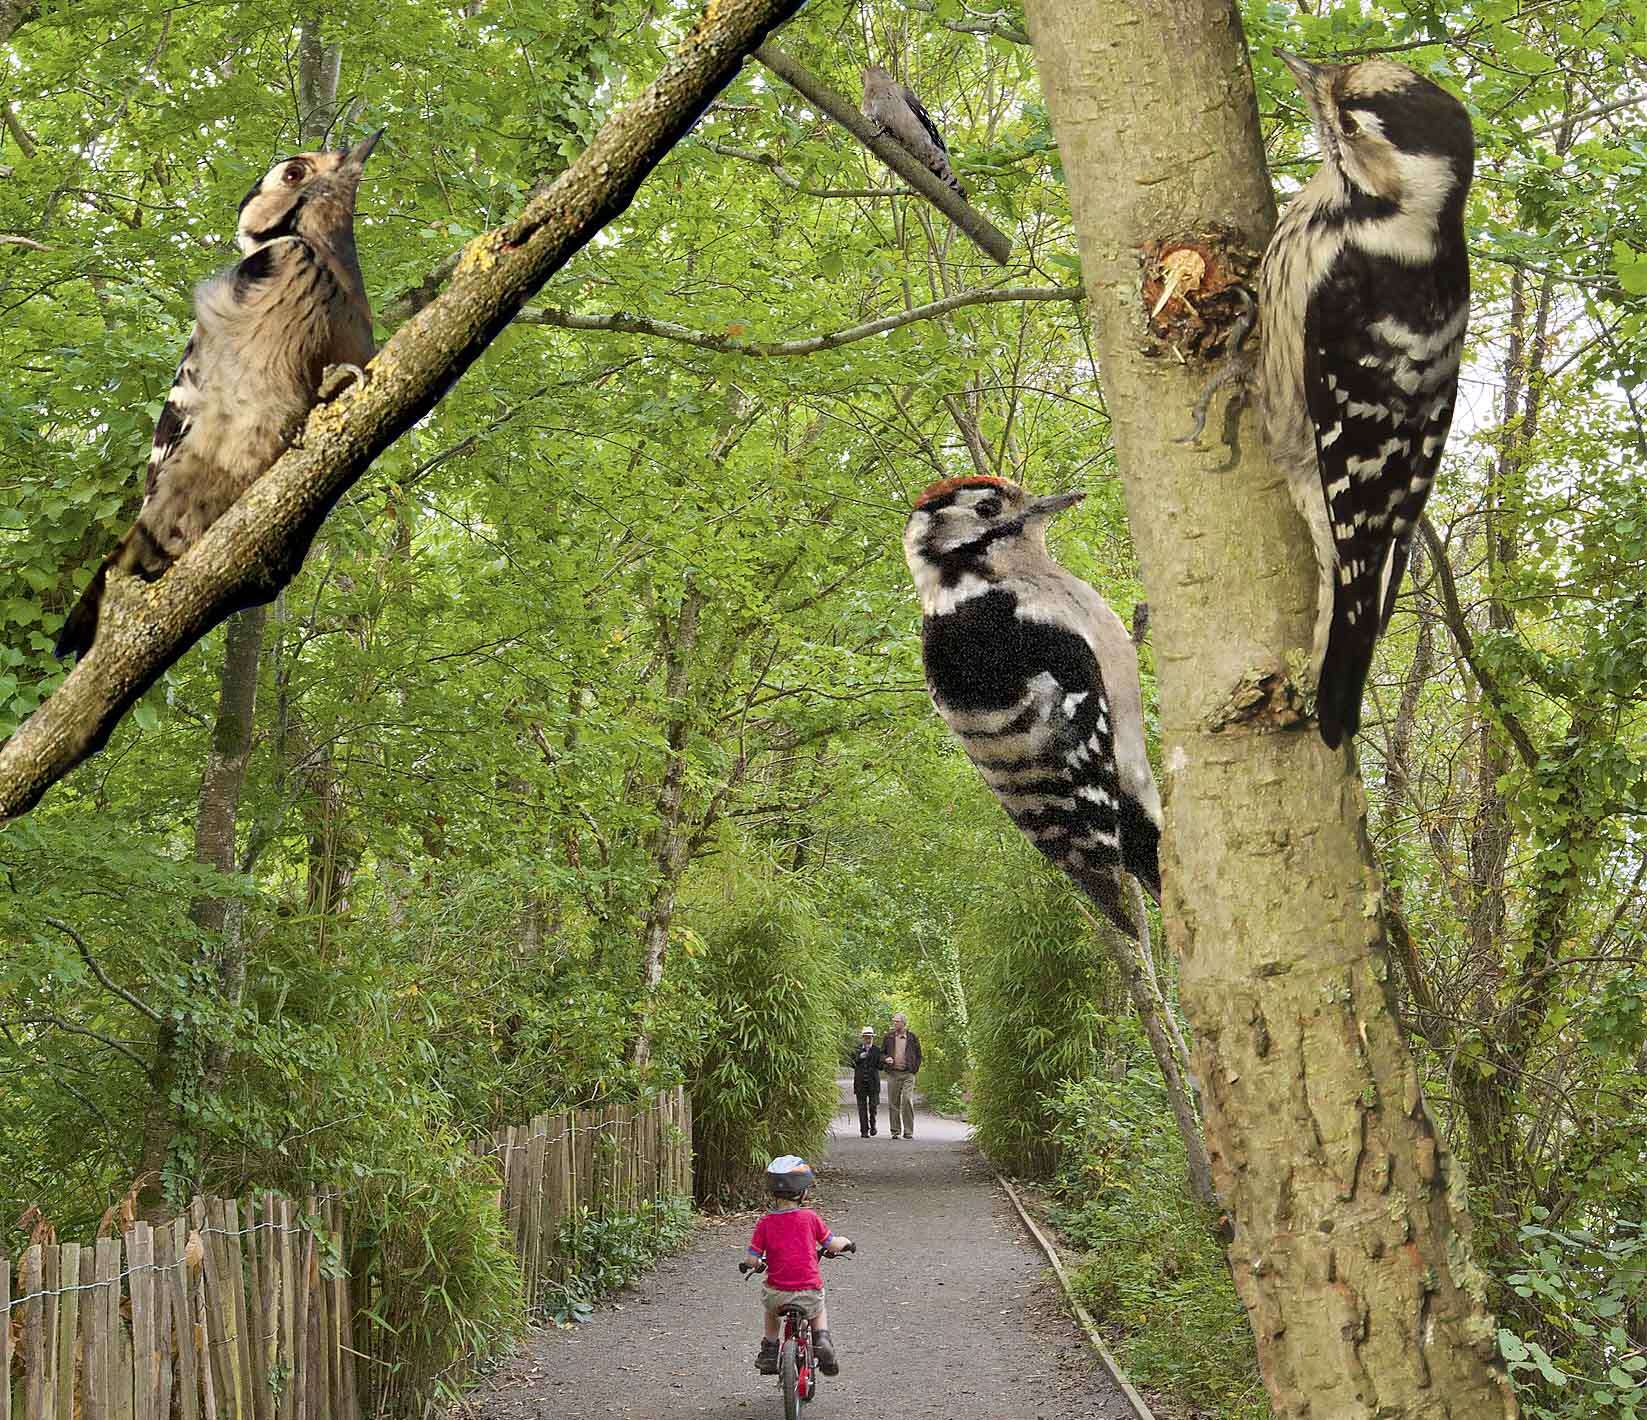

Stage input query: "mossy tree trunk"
[{"left": 1021, "top": 1, "right": 1516, "bottom": 1413}]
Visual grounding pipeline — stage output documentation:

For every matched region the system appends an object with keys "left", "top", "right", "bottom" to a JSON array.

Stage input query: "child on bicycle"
[{"left": 741, "top": 1154, "right": 853, "bottom": 1376}]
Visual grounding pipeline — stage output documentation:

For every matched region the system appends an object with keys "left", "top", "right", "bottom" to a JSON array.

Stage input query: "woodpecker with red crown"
[{"left": 902, "top": 475, "right": 1162, "bottom": 937}]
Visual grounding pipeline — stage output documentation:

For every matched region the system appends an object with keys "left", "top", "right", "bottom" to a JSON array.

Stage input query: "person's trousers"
[
  {"left": 885, "top": 1069, "right": 915, "bottom": 1137},
  {"left": 855, "top": 1084, "right": 878, "bottom": 1134}
]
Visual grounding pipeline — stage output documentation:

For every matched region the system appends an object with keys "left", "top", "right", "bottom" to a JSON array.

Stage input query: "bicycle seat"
[{"left": 778, "top": 1304, "right": 811, "bottom": 1320}]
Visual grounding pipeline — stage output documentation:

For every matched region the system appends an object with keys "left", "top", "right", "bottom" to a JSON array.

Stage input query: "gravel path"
[{"left": 466, "top": 1082, "right": 1134, "bottom": 1419}]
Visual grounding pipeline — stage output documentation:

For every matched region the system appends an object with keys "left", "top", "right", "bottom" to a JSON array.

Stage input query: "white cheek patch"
[{"left": 925, "top": 572, "right": 991, "bottom": 616}]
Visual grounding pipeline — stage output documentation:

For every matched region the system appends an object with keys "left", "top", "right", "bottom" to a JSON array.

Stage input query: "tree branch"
[
  {"left": 0, "top": 0, "right": 35, "bottom": 49},
  {"left": 898, "top": 0, "right": 1030, "bottom": 43},
  {"left": 0, "top": 0, "right": 809, "bottom": 822},
  {"left": 1416, "top": 516, "right": 1539, "bottom": 769},
  {"left": 518, "top": 284, "right": 1080, "bottom": 356},
  {"left": 42, "top": 916, "right": 163, "bottom": 1023},
  {"left": 753, "top": 41, "right": 1012, "bottom": 265},
  {"left": 700, "top": 140, "right": 907, "bottom": 197}
]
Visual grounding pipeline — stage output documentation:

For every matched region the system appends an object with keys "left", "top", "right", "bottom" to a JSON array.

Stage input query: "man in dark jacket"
[
  {"left": 880, "top": 1013, "right": 923, "bottom": 1140},
  {"left": 851, "top": 1026, "right": 883, "bottom": 1137}
]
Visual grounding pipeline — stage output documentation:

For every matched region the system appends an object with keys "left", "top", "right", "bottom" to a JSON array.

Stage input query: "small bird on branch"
[
  {"left": 861, "top": 64, "right": 967, "bottom": 200},
  {"left": 55, "top": 130, "right": 385, "bottom": 661}
]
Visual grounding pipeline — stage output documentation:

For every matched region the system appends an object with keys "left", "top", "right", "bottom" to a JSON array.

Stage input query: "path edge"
[{"left": 996, "top": 1174, "right": 1157, "bottom": 1420}]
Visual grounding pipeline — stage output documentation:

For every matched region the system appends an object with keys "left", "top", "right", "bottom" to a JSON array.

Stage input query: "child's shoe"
[
  {"left": 811, "top": 1329, "right": 839, "bottom": 1376},
  {"left": 756, "top": 1339, "right": 779, "bottom": 1374}
]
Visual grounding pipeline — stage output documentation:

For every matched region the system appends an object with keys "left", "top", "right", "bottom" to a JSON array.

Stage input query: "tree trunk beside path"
[{"left": 1020, "top": 1, "right": 1514, "bottom": 1414}]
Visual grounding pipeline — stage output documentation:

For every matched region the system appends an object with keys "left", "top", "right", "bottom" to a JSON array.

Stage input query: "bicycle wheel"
[{"left": 780, "top": 1339, "right": 800, "bottom": 1420}]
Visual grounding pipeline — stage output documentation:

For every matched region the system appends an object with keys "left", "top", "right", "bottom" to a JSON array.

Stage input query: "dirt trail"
[{"left": 467, "top": 1083, "right": 1133, "bottom": 1419}]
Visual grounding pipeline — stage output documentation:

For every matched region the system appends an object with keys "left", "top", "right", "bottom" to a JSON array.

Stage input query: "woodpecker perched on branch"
[
  {"left": 861, "top": 64, "right": 967, "bottom": 200},
  {"left": 903, "top": 476, "right": 1162, "bottom": 938},
  {"left": 1258, "top": 55, "right": 1473, "bottom": 747},
  {"left": 55, "top": 129, "right": 384, "bottom": 661}
]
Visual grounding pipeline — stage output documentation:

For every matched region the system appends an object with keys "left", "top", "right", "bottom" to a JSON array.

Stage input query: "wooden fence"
[
  {"left": 1, "top": 1196, "right": 355, "bottom": 1420},
  {"left": 4, "top": 1088, "right": 693, "bottom": 1420},
  {"left": 475, "top": 1085, "right": 692, "bottom": 1309}
]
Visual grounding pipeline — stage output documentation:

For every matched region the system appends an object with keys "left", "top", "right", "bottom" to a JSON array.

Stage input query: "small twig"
[{"left": 42, "top": 916, "right": 164, "bottom": 1023}]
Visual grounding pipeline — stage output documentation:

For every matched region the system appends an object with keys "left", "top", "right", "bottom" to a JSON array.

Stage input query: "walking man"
[
  {"left": 880, "top": 1013, "right": 922, "bottom": 1140},
  {"left": 852, "top": 1026, "right": 882, "bottom": 1137}
]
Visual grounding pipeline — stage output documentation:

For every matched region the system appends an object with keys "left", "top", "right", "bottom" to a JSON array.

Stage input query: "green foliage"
[
  {"left": 351, "top": 1141, "right": 527, "bottom": 1416},
  {"left": 1500, "top": 1214, "right": 1647, "bottom": 1418},
  {"left": 966, "top": 839, "right": 1115, "bottom": 1177},
  {"left": 683, "top": 871, "right": 844, "bottom": 1203},
  {"left": 542, "top": 1197, "right": 694, "bottom": 1325},
  {"left": 1048, "top": 1070, "right": 1268, "bottom": 1420}
]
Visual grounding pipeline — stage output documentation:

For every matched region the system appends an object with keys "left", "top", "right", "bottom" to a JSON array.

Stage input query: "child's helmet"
[{"left": 765, "top": 1155, "right": 816, "bottom": 1199}]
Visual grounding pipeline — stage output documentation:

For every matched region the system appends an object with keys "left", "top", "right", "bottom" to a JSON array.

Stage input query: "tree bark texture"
[
  {"left": 0, "top": 0, "right": 809, "bottom": 822},
  {"left": 1021, "top": 2, "right": 1514, "bottom": 1414}
]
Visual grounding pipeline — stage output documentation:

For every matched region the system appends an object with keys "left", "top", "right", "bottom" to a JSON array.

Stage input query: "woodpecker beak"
[
  {"left": 1277, "top": 51, "right": 1332, "bottom": 128},
  {"left": 1026, "top": 490, "right": 1085, "bottom": 520},
  {"left": 341, "top": 128, "right": 386, "bottom": 172},
  {"left": 1276, "top": 51, "right": 1323, "bottom": 87}
]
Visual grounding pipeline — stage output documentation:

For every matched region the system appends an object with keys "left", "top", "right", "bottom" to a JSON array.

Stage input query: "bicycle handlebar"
[{"left": 738, "top": 1241, "right": 857, "bottom": 1279}]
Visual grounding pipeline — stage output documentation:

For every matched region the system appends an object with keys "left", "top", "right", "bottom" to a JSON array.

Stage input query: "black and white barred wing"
[
  {"left": 900, "top": 87, "right": 966, "bottom": 199},
  {"left": 1304, "top": 261, "right": 1464, "bottom": 746},
  {"left": 145, "top": 337, "right": 203, "bottom": 499},
  {"left": 901, "top": 87, "right": 951, "bottom": 160},
  {"left": 922, "top": 594, "right": 1142, "bottom": 937}
]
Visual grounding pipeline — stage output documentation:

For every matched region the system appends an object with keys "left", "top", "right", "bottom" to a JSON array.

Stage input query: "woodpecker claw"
[
  {"left": 1174, "top": 286, "right": 1257, "bottom": 458},
  {"left": 319, "top": 362, "right": 369, "bottom": 401}
]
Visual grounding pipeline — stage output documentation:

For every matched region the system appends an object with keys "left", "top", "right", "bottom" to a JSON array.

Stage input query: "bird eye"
[
  {"left": 977, "top": 497, "right": 1002, "bottom": 519},
  {"left": 282, "top": 162, "right": 307, "bottom": 184}
]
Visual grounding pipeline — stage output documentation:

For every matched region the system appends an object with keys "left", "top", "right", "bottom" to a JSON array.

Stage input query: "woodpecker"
[
  {"left": 55, "top": 129, "right": 384, "bottom": 661},
  {"left": 903, "top": 476, "right": 1162, "bottom": 938},
  {"left": 1258, "top": 55, "right": 1473, "bottom": 747},
  {"left": 861, "top": 65, "right": 967, "bottom": 200}
]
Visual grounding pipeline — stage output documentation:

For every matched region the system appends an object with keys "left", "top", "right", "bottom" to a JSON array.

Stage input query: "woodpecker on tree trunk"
[{"left": 1257, "top": 56, "right": 1474, "bottom": 748}]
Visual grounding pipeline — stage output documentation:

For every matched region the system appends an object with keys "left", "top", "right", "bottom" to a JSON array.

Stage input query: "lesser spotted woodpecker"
[
  {"left": 1259, "top": 55, "right": 1473, "bottom": 748},
  {"left": 861, "top": 65, "right": 967, "bottom": 200},
  {"left": 903, "top": 476, "right": 1162, "bottom": 938},
  {"left": 56, "top": 129, "right": 384, "bottom": 660}
]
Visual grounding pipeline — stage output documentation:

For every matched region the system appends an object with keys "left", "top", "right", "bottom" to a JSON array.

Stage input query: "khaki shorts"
[{"left": 762, "top": 1285, "right": 824, "bottom": 1318}]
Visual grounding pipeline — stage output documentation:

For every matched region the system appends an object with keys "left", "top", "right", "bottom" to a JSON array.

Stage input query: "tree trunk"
[
  {"left": 133, "top": 29, "right": 341, "bottom": 1215},
  {"left": 630, "top": 577, "right": 705, "bottom": 1068},
  {"left": 1021, "top": 2, "right": 1514, "bottom": 1413},
  {"left": 135, "top": 608, "right": 267, "bottom": 1214}
]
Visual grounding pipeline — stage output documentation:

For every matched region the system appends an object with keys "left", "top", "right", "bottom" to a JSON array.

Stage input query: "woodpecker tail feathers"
[
  {"left": 53, "top": 523, "right": 172, "bottom": 661},
  {"left": 1122, "top": 818, "right": 1163, "bottom": 906},
  {"left": 1316, "top": 607, "right": 1379, "bottom": 749},
  {"left": 1066, "top": 864, "right": 1138, "bottom": 940}
]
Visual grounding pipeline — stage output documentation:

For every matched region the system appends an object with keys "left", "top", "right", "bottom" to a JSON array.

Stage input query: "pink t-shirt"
[{"left": 750, "top": 1207, "right": 832, "bottom": 1291}]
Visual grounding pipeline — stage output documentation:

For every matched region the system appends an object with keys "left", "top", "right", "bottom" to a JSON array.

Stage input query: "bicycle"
[{"left": 739, "top": 1242, "right": 856, "bottom": 1420}]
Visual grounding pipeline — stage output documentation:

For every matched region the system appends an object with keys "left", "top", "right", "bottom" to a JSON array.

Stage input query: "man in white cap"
[{"left": 851, "top": 1026, "right": 883, "bottom": 1137}]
